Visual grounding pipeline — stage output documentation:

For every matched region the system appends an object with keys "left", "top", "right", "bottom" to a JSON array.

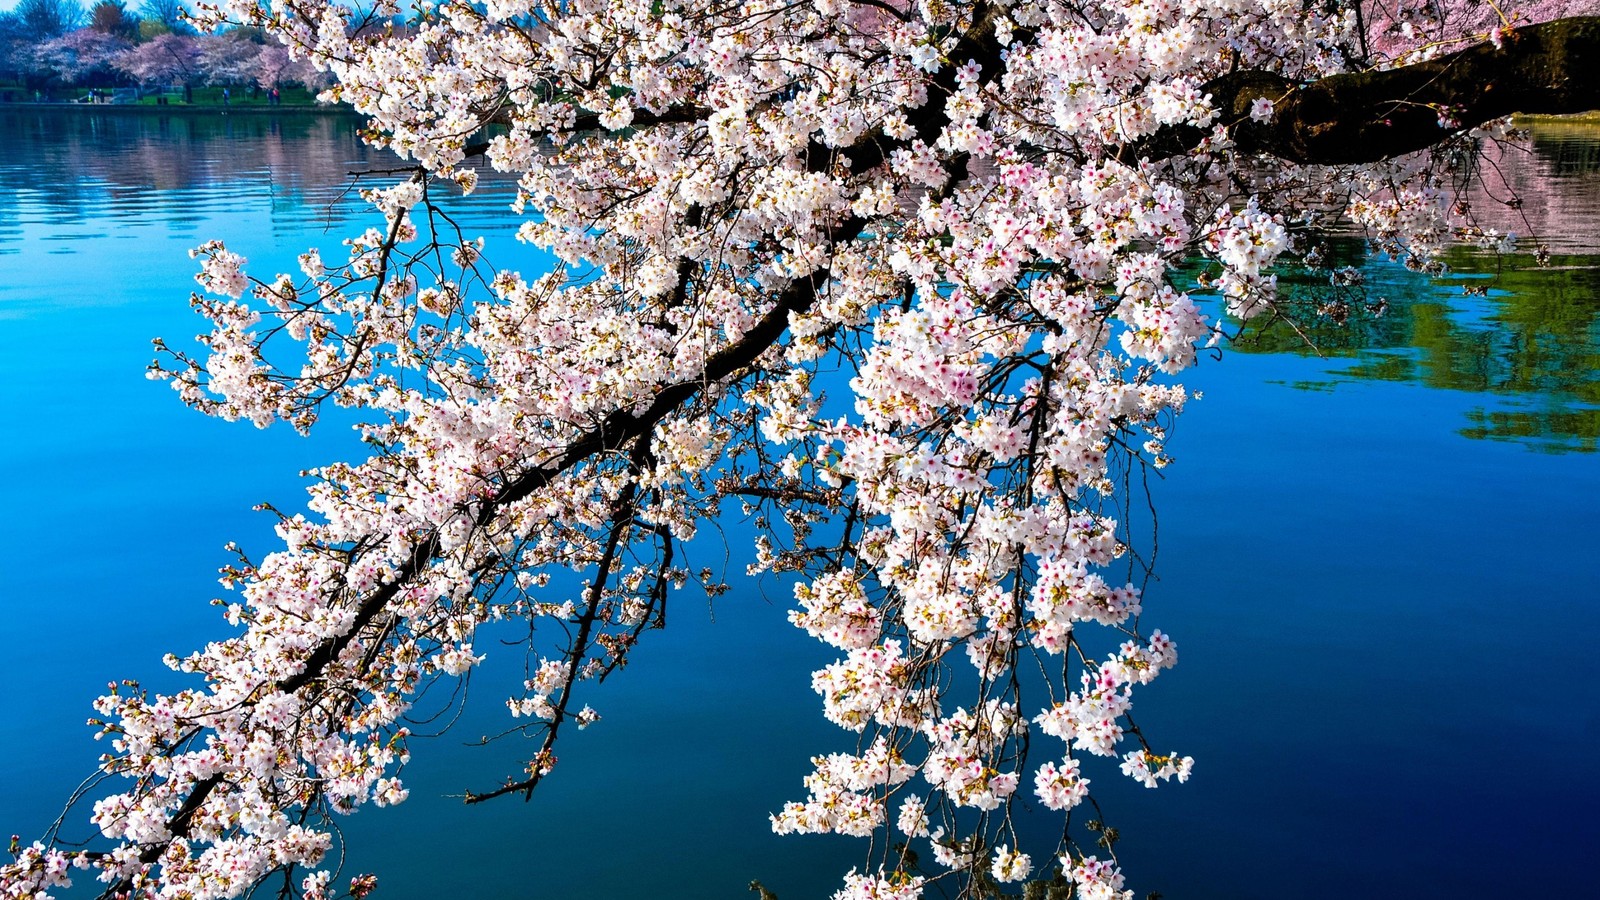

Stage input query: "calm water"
[{"left": 1, "top": 109, "right": 1597, "bottom": 899}]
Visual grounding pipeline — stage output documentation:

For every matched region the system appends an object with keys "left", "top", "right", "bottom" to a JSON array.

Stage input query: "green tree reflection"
[{"left": 1231, "top": 242, "right": 1600, "bottom": 453}]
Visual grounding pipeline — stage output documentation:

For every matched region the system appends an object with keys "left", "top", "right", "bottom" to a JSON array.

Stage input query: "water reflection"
[
  {"left": 0, "top": 108, "right": 520, "bottom": 244},
  {"left": 0, "top": 108, "right": 531, "bottom": 327},
  {"left": 1490, "top": 122, "right": 1600, "bottom": 251},
  {"left": 1230, "top": 123, "right": 1600, "bottom": 453}
]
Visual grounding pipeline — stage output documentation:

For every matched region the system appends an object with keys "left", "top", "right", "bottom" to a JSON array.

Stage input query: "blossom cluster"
[{"left": 1, "top": 1, "right": 1543, "bottom": 899}]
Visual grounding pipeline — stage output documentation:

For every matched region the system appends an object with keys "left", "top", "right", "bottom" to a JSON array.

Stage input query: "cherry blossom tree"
[
  {"left": 192, "top": 29, "right": 262, "bottom": 84},
  {"left": 248, "top": 40, "right": 323, "bottom": 89},
  {"left": 0, "top": 12, "right": 39, "bottom": 79},
  {"left": 110, "top": 30, "right": 198, "bottom": 87},
  {"left": 29, "top": 26, "right": 131, "bottom": 83},
  {"left": 5, "top": 2, "right": 1600, "bottom": 900}
]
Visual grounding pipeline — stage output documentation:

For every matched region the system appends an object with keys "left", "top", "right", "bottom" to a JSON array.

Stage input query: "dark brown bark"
[{"left": 1127, "top": 16, "right": 1600, "bottom": 166}]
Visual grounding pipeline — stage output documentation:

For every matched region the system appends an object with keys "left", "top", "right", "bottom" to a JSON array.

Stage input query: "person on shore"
[
  {"left": 222, "top": 87, "right": 230, "bottom": 107},
  {"left": 269, "top": 87, "right": 280, "bottom": 106}
]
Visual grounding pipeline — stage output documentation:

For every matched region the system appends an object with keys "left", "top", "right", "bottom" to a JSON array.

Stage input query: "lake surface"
[{"left": 1, "top": 108, "right": 1597, "bottom": 899}]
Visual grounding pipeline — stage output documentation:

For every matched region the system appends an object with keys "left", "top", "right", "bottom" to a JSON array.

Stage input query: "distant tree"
[
  {"left": 136, "top": 0, "right": 185, "bottom": 31},
  {"left": 30, "top": 26, "right": 130, "bottom": 84},
  {"left": 249, "top": 42, "right": 329, "bottom": 93},
  {"left": 110, "top": 29, "right": 195, "bottom": 87},
  {"left": 248, "top": 38, "right": 284, "bottom": 85},
  {"left": 194, "top": 30, "right": 259, "bottom": 86},
  {"left": 228, "top": 23, "right": 268, "bottom": 44},
  {"left": 0, "top": 13, "right": 29, "bottom": 81},
  {"left": 88, "top": 0, "right": 136, "bottom": 40},
  {"left": 136, "top": 16, "right": 169, "bottom": 41},
  {"left": 13, "top": 0, "right": 83, "bottom": 42}
]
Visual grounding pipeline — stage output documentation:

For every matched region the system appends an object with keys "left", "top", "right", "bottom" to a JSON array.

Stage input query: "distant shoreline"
[
  {"left": 1514, "top": 111, "right": 1600, "bottom": 125},
  {"left": 2, "top": 102, "right": 358, "bottom": 115}
]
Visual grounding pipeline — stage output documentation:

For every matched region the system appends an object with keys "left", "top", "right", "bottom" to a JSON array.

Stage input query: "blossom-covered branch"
[{"left": 5, "top": 2, "right": 1600, "bottom": 900}]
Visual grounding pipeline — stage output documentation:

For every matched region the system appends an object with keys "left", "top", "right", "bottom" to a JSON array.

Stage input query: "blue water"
[{"left": 1, "top": 109, "right": 1597, "bottom": 899}]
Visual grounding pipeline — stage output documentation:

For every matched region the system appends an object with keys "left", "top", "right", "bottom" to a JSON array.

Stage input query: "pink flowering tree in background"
[
  {"left": 28, "top": 27, "right": 131, "bottom": 83},
  {"left": 110, "top": 30, "right": 198, "bottom": 87},
  {"left": 5, "top": 2, "right": 1600, "bottom": 899},
  {"left": 191, "top": 29, "right": 261, "bottom": 85},
  {"left": 103, "top": 29, "right": 324, "bottom": 91},
  {"left": 249, "top": 41, "right": 326, "bottom": 90}
]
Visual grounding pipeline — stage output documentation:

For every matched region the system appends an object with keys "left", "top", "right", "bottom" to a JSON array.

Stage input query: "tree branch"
[
  {"left": 1127, "top": 16, "right": 1600, "bottom": 166},
  {"left": 96, "top": 7, "right": 1009, "bottom": 886}
]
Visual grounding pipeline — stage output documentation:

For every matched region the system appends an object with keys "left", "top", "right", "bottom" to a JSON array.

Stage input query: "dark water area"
[{"left": 0, "top": 109, "right": 1597, "bottom": 900}]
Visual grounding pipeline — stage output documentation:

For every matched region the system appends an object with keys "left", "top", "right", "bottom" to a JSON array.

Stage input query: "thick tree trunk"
[{"left": 1130, "top": 16, "right": 1600, "bottom": 165}]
